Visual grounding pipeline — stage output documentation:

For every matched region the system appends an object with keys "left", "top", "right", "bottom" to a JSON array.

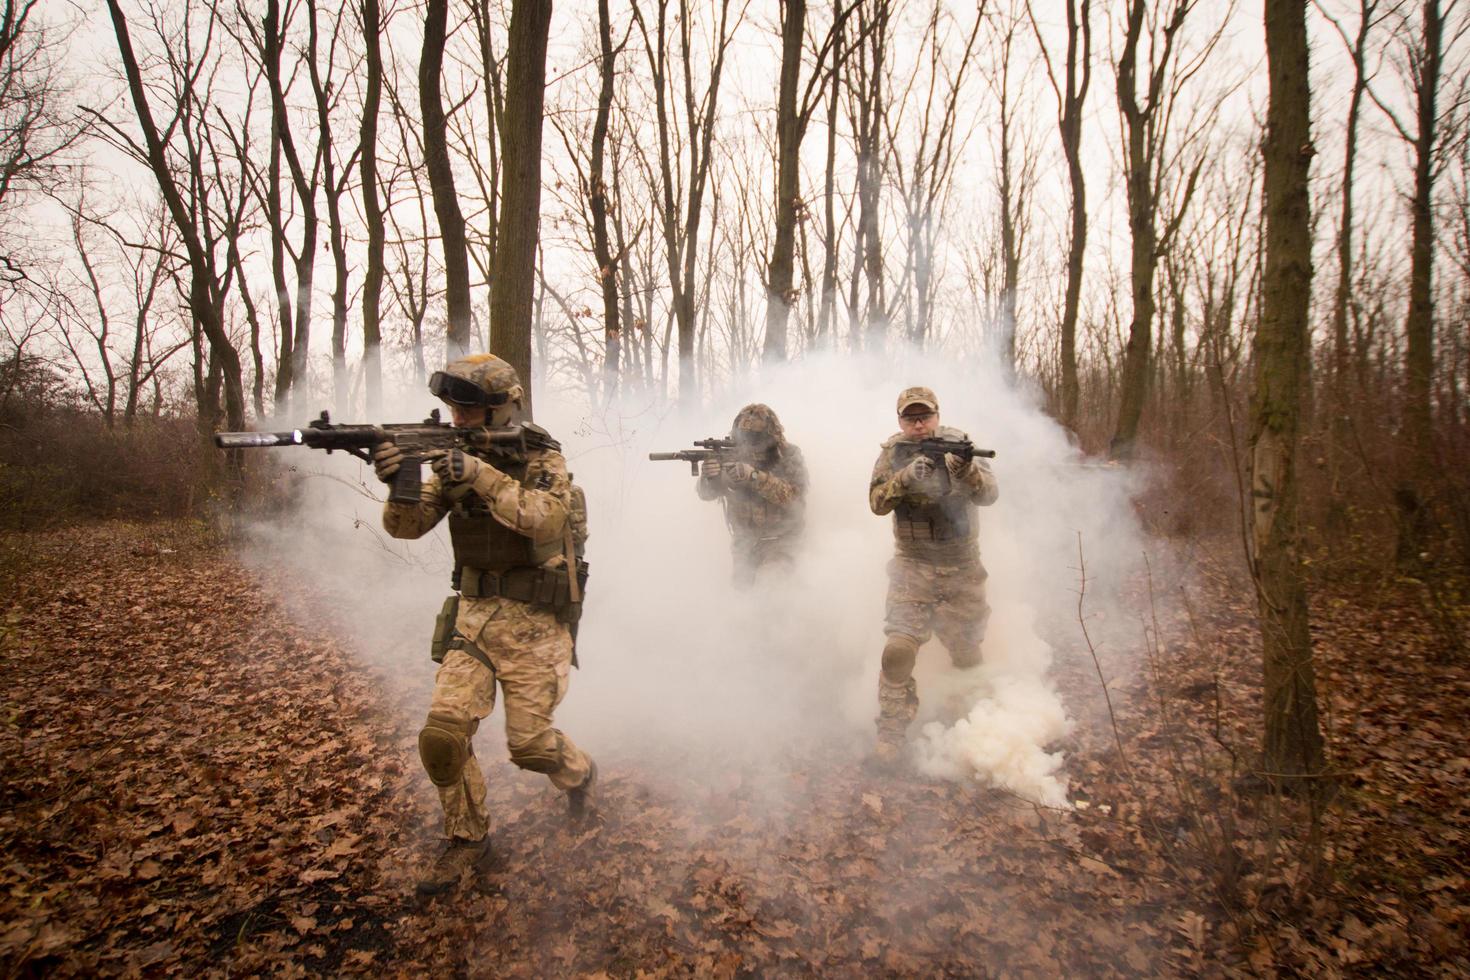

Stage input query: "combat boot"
[
  {"left": 567, "top": 760, "right": 599, "bottom": 823},
  {"left": 870, "top": 675, "right": 918, "bottom": 773},
  {"left": 415, "top": 836, "right": 494, "bottom": 897}
]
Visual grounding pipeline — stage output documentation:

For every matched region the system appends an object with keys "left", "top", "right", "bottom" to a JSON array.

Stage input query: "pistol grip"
[{"left": 389, "top": 454, "right": 423, "bottom": 504}]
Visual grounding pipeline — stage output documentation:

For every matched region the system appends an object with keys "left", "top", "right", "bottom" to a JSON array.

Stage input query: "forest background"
[{"left": 2, "top": 0, "right": 1470, "bottom": 972}]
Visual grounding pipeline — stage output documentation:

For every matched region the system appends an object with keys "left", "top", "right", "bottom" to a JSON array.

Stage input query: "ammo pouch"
[
  {"left": 893, "top": 499, "right": 971, "bottom": 542},
  {"left": 430, "top": 595, "right": 461, "bottom": 664}
]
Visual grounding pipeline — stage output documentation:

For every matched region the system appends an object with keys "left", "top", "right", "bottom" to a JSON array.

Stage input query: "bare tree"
[
  {"left": 846, "top": 0, "right": 890, "bottom": 347},
  {"left": 1027, "top": 0, "right": 1091, "bottom": 428},
  {"left": 1109, "top": 0, "right": 1222, "bottom": 459},
  {"left": 0, "top": 0, "right": 84, "bottom": 276},
  {"left": 980, "top": 6, "right": 1034, "bottom": 369},
  {"left": 102, "top": 0, "right": 247, "bottom": 430},
  {"left": 489, "top": 0, "right": 553, "bottom": 407},
  {"left": 760, "top": 0, "right": 855, "bottom": 362},
  {"left": 1253, "top": 0, "right": 1325, "bottom": 786},
  {"left": 887, "top": 1, "right": 986, "bottom": 348},
  {"left": 359, "top": 0, "right": 385, "bottom": 412},
  {"left": 421, "top": 0, "right": 473, "bottom": 359},
  {"left": 1367, "top": 0, "right": 1469, "bottom": 560},
  {"left": 305, "top": 0, "right": 361, "bottom": 411},
  {"left": 632, "top": 0, "right": 742, "bottom": 405}
]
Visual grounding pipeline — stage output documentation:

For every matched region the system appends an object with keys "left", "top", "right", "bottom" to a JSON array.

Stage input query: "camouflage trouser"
[
  {"left": 427, "top": 597, "right": 593, "bottom": 841},
  {"left": 877, "top": 556, "right": 990, "bottom": 739},
  {"left": 731, "top": 534, "right": 799, "bottom": 589}
]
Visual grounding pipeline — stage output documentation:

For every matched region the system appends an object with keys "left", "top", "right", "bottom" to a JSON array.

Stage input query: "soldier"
[
  {"left": 868, "top": 386, "right": 999, "bottom": 764},
  {"left": 371, "top": 354, "right": 596, "bottom": 896},
  {"left": 696, "top": 403, "right": 808, "bottom": 587}
]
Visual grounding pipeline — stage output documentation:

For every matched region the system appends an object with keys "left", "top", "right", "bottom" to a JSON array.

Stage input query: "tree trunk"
[
  {"left": 421, "top": 0, "right": 474, "bottom": 360},
  {"left": 590, "top": 0, "right": 620, "bottom": 400},
  {"left": 489, "top": 0, "right": 553, "bottom": 411},
  {"left": 1397, "top": 0, "right": 1443, "bottom": 563},
  {"left": 360, "top": 0, "right": 386, "bottom": 413},
  {"left": 1056, "top": 0, "right": 1091, "bottom": 430},
  {"left": 1110, "top": 1, "right": 1156, "bottom": 459},
  {"left": 762, "top": 0, "right": 806, "bottom": 363},
  {"left": 1253, "top": 0, "right": 1324, "bottom": 785},
  {"left": 106, "top": 0, "right": 246, "bottom": 431}
]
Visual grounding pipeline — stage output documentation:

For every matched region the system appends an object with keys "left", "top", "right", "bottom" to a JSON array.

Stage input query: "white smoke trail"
[{"left": 237, "top": 344, "right": 1146, "bottom": 808}]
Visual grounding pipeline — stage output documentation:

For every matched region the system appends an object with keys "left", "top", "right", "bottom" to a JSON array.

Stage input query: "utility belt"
[{"left": 453, "top": 561, "right": 590, "bottom": 611}]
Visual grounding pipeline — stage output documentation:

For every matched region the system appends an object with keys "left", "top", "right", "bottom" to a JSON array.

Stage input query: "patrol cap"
[{"left": 896, "top": 386, "right": 939, "bottom": 415}]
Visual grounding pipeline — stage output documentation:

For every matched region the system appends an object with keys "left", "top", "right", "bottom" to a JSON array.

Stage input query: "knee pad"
[
  {"left": 881, "top": 634, "right": 919, "bottom": 683},
  {"left": 507, "top": 731, "right": 564, "bottom": 774},
  {"left": 419, "top": 711, "right": 478, "bottom": 787}
]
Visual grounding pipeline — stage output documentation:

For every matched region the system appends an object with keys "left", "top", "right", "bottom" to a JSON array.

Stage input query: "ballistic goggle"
[{"left": 428, "top": 371, "right": 511, "bottom": 407}]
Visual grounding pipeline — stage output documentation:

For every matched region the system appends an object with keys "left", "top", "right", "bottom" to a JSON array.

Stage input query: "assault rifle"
[
  {"left": 648, "top": 437, "right": 737, "bottom": 476},
  {"left": 214, "top": 410, "right": 560, "bottom": 504},
  {"left": 892, "top": 438, "right": 997, "bottom": 493}
]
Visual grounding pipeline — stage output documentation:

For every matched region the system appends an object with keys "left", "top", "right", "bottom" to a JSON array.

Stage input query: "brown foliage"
[{"left": 0, "top": 521, "right": 1466, "bottom": 974}]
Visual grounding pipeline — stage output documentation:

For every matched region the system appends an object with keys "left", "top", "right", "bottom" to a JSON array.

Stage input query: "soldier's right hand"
[
  {"left": 372, "top": 440, "right": 405, "bottom": 484},
  {"left": 701, "top": 458, "right": 723, "bottom": 480},
  {"left": 899, "top": 455, "right": 935, "bottom": 488}
]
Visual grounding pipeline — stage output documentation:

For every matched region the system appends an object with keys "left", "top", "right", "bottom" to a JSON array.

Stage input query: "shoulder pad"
[
  {"left": 936, "top": 425, "right": 970, "bottom": 442},
  {"left": 880, "top": 432, "right": 909, "bottom": 449}
]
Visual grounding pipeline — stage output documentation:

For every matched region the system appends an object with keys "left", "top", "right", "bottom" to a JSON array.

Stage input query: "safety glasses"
[{"left": 428, "top": 371, "right": 510, "bottom": 407}]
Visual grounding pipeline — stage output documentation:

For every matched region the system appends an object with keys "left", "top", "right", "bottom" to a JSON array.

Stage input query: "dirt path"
[{"left": 1, "top": 522, "right": 1465, "bottom": 976}]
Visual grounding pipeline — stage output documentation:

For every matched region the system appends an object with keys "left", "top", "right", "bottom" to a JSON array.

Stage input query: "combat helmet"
[
  {"left": 429, "top": 354, "right": 524, "bottom": 414},
  {"left": 731, "top": 403, "right": 785, "bottom": 455}
]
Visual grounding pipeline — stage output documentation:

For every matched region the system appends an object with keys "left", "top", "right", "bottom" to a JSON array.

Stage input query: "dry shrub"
[{"left": 0, "top": 408, "right": 218, "bottom": 529}]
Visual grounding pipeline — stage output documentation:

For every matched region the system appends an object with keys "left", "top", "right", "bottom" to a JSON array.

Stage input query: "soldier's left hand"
[
  {"left": 432, "top": 448, "right": 482, "bottom": 485},
  {"left": 945, "top": 453, "right": 970, "bottom": 479},
  {"left": 724, "top": 461, "right": 755, "bottom": 485}
]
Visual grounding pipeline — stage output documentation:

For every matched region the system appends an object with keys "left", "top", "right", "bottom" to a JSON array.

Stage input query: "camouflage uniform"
[
  {"left": 696, "top": 404, "right": 808, "bottom": 587},
  {"left": 383, "top": 357, "right": 592, "bottom": 845},
  {"left": 869, "top": 411, "right": 998, "bottom": 751}
]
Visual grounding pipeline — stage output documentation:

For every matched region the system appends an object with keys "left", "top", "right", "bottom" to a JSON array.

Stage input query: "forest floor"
[{"left": 1, "top": 520, "right": 1467, "bottom": 977}]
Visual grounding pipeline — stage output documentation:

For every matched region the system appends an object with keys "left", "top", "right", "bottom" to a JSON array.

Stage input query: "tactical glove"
[
  {"left": 944, "top": 453, "right": 970, "bottom": 479},
  {"left": 899, "top": 455, "right": 935, "bottom": 489},
  {"left": 724, "top": 461, "right": 755, "bottom": 486},
  {"left": 701, "top": 458, "right": 723, "bottom": 480},
  {"left": 373, "top": 441, "right": 405, "bottom": 484},
  {"left": 432, "top": 448, "right": 482, "bottom": 486}
]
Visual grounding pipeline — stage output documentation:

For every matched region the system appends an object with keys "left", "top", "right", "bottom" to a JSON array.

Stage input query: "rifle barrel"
[{"left": 213, "top": 431, "right": 302, "bottom": 449}]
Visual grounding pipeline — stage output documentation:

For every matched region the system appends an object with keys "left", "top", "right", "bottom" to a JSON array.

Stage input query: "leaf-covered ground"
[{"left": 1, "top": 521, "right": 1466, "bottom": 976}]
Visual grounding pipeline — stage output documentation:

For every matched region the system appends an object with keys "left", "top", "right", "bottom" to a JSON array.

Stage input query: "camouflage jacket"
[
  {"left": 869, "top": 424, "right": 998, "bottom": 564},
  {"left": 697, "top": 443, "right": 808, "bottom": 544}
]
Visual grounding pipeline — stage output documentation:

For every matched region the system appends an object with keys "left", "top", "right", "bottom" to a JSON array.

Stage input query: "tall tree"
[
  {"left": 633, "top": 0, "right": 738, "bottom": 405},
  {"left": 1368, "top": 0, "right": 1462, "bottom": 561},
  {"left": 1252, "top": 0, "right": 1325, "bottom": 783},
  {"left": 589, "top": 0, "right": 622, "bottom": 397},
  {"left": 760, "top": 0, "right": 854, "bottom": 362},
  {"left": 1028, "top": 0, "right": 1091, "bottom": 429},
  {"left": 1109, "top": 0, "right": 1212, "bottom": 459},
  {"left": 421, "top": 0, "right": 473, "bottom": 359},
  {"left": 489, "top": 0, "right": 554, "bottom": 407},
  {"left": 1317, "top": 0, "right": 1384, "bottom": 524},
  {"left": 359, "top": 0, "right": 385, "bottom": 413},
  {"left": 104, "top": 0, "right": 246, "bottom": 430}
]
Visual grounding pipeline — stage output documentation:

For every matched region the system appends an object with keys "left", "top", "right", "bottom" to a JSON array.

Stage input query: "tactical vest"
[{"left": 448, "top": 457, "right": 561, "bottom": 574}]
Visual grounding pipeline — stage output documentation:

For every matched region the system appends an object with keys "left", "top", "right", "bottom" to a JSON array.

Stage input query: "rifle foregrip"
[{"left": 388, "top": 455, "right": 423, "bottom": 504}]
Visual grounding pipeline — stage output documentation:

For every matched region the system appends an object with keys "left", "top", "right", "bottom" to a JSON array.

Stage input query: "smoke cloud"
[{"left": 238, "top": 346, "right": 1146, "bottom": 809}]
